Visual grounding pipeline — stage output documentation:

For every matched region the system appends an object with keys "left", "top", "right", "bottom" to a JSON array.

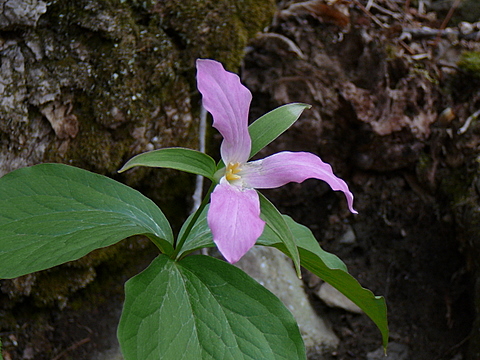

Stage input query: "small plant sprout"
[{"left": 0, "top": 59, "right": 388, "bottom": 360}]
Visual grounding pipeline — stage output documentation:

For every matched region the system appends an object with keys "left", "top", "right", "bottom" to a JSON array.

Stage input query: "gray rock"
[
  {"left": 92, "top": 348, "right": 124, "bottom": 360},
  {"left": 367, "top": 342, "right": 409, "bottom": 360},
  {"left": 0, "top": 40, "right": 28, "bottom": 126},
  {"left": 235, "top": 246, "right": 339, "bottom": 353},
  {"left": 316, "top": 282, "right": 363, "bottom": 314},
  {"left": 339, "top": 226, "right": 356, "bottom": 244},
  {"left": 0, "top": 0, "right": 47, "bottom": 29}
]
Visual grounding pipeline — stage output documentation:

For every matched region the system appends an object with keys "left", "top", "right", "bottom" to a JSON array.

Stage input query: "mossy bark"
[{"left": 0, "top": 0, "right": 275, "bottom": 357}]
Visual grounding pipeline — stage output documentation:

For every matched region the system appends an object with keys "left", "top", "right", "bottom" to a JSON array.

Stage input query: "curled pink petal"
[
  {"left": 196, "top": 59, "right": 252, "bottom": 164},
  {"left": 241, "top": 151, "right": 357, "bottom": 214},
  {"left": 207, "top": 182, "right": 265, "bottom": 263}
]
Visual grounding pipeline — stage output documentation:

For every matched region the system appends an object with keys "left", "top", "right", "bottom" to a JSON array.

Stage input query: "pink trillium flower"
[{"left": 196, "top": 59, "right": 357, "bottom": 264}]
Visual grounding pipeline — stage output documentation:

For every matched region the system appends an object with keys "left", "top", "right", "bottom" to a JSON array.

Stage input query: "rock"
[
  {"left": 235, "top": 246, "right": 339, "bottom": 354},
  {"left": 21, "top": 345, "right": 34, "bottom": 359},
  {"left": 367, "top": 342, "right": 409, "bottom": 360},
  {"left": 339, "top": 225, "right": 356, "bottom": 244},
  {"left": 316, "top": 282, "right": 363, "bottom": 314},
  {"left": 0, "top": 0, "right": 47, "bottom": 29},
  {"left": 92, "top": 347, "right": 124, "bottom": 360}
]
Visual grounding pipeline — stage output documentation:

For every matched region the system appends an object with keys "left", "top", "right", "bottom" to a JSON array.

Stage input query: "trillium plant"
[{"left": 0, "top": 59, "right": 388, "bottom": 359}]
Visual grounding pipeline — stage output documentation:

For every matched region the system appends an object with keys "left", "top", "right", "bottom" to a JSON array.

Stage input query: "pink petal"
[
  {"left": 241, "top": 151, "right": 357, "bottom": 214},
  {"left": 196, "top": 59, "right": 252, "bottom": 164},
  {"left": 207, "top": 182, "right": 265, "bottom": 263}
]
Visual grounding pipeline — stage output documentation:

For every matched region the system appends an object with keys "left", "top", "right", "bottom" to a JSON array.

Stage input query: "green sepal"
[
  {"left": 119, "top": 147, "right": 217, "bottom": 181},
  {"left": 248, "top": 103, "right": 311, "bottom": 159}
]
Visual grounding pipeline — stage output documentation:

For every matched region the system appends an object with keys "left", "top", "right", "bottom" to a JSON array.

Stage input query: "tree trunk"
[{"left": 0, "top": 0, "right": 275, "bottom": 358}]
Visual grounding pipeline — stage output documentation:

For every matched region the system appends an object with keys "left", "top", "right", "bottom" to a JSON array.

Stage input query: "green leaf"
[
  {"left": 258, "top": 216, "right": 389, "bottom": 348},
  {"left": 119, "top": 147, "right": 217, "bottom": 181},
  {"left": 118, "top": 254, "right": 306, "bottom": 360},
  {"left": 0, "top": 164, "right": 173, "bottom": 279},
  {"left": 248, "top": 103, "right": 311, "bottom": 159},
  {"left": 259, "top": 194, "right": 301, "bottom": 278},
  {"left": 176, "top": 205, "right": 213, "bottom": 258}
]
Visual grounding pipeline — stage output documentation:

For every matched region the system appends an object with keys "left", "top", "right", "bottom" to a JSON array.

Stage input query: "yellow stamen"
[{"left": 226, "top": 162, "right": 242, "bottom": 181}]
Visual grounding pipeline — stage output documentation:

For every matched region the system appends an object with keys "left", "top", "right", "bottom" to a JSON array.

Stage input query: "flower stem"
[{"left": 171, "top": 182, "right": 216, "bottom": 260}]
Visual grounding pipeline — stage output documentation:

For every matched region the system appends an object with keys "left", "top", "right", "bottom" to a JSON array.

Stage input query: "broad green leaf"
[
  {"left": 119, "top": 147, "right": 217, "bottom": 180},
  {"left": 248, "top": 103, "right": 311, "bottom": 159},
  {"left": 118, "top": 254, "right": 306, "bottom": 360},
  {"left": 257, "top": 216, "right": 389, "bottom": 348},
  {"left": 259, "top": 194, "right": 301, "bottom": 278},
  {"left": 0, "top": 163, "right": 173, "bottom": 279}
]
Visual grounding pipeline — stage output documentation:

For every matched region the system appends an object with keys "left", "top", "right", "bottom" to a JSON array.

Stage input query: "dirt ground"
[
  {"left": 243, "top": 0, "right": 479, "bottom": 358},
  {"left": 263, "top": 176, "right": 471, "bottom": 359}
]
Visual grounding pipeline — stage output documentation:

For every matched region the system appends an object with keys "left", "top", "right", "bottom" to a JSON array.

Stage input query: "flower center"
[{"left": 225, "top": 162, "right": 242, "bottom": 181}]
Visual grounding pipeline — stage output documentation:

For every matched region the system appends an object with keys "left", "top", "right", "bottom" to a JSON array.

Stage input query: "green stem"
[{"left": 171, "top": 182, "right": 216, "bottom": 260}]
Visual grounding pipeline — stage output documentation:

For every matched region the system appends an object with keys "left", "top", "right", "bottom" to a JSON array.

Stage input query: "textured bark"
[
  {"left": 0, "top": 0, "right": 275, "bottom": 179},
  {"left": 0, "top": 0, "right": 275, "bottom": 358}
]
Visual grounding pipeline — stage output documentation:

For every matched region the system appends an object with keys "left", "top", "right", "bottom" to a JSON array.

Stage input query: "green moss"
[
  {"left": 415, "top": 152, "right": 433, "bottom": 183},
  {"left": 39, "top": 0, "right": 274, "bottom": 174},
  {"left": 412, "top": 63, "right": 439, "bottom": 85},
  {"left": 439, "top": 167, "right": 474, "bottom": 205},
  {"left": 458, "top": 51, "right": 480, "bottom": 78},
  {"left": 41, "top": 1, "right": 188, "bottom": 172},
  {"left": 150, "top": 0, "right": 275, "bottom": 71},
  {"left": 68, "top": 236, "right": 158, "bottom": 312},
  {"left": 384, "top": 44, "right": 398, "bottom": 60},
  {"left": 32, "top": 267, "right": 97, "bottom": 308}
]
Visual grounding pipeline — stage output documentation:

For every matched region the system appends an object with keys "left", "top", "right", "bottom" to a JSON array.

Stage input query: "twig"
[
  {"left": 193, "top": 105, "right": 209, "bottom": 256},
  {"left": 434, "top": 0, "right": 462, "bottom": 46},
  {"left": 352, "top": 0, "right": 387, "bottom": 29},
  {"left": 365, "top": 0, "right": 374, "bottom": 11},
  {"left": 403, "top": 27, "right": 453, "bottom": 38},
  {"left": 437, "top": 60, "right": 459, "bottom": 71},
  {"left": 418, "top": 0, "right": 425, "bottom": 14},
  {"left": 401, "top": 27, "right": 480, "bottom": 40},
  {"left": 399, "top": 40, "right": 415, "bottom": 55},
  {"left": 51, "top": 337, "right": 90, "bottom": 360},
  {"left": 192, "top": 105, "right": 207, "bottom": 212},
  {"left": 370, "top": 2, "right": 402, "bottom": 19},
  {"left": 403, "top": 0, "right": 411, "bottom": 14},
  {"left": 434, "top": 334, "right": 471, "bottom": 360},
  {"left": 458, "top": 109, "right": 480, "bottom": 135}
]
